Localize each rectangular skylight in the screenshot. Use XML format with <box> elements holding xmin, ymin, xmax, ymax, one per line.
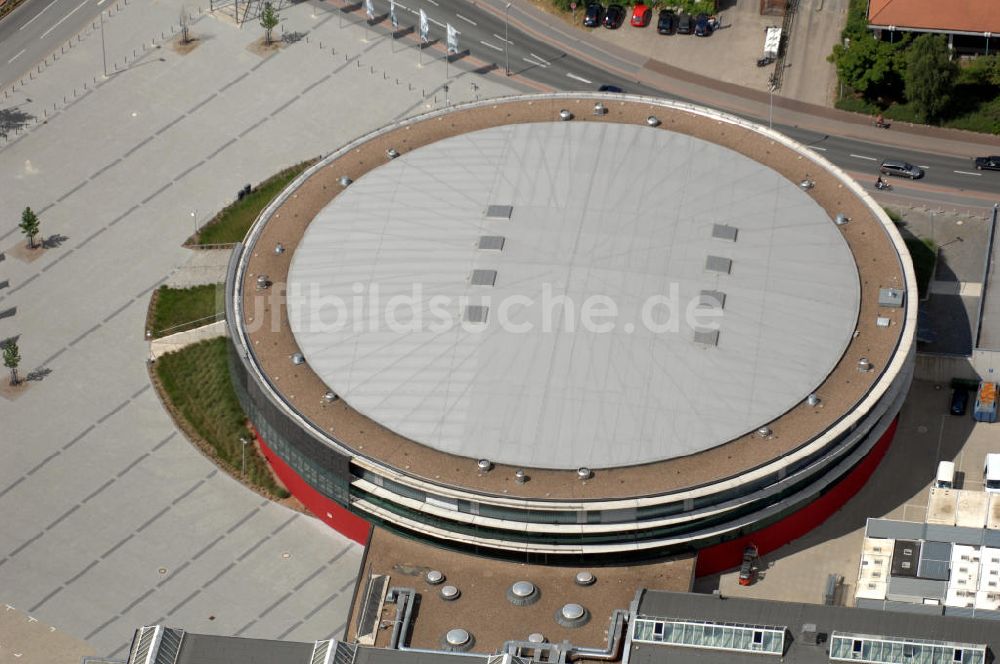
<box><xmin>632</xmin><ymin>618</ymin><xmax>785</xmax><ymax>656</ymax></box>
<box><xmin>712</xmin><ymin>224</ymin><xmax>738</xmax><ymax>241</ymax></box>
<box><xmin>698</xmin><ymin>290</ymin><xmax>727</xmax><ymax>309</ymax></box>
<box><xmin>486</xmin><ymin>205</ymin><xmax>513</xmax><ymax>219</ymax></box>
<box><xmin>478</xmin><ymin>235</ymin><xmax>506</xmax><ymax>251</ymax></box>
<box><xmin>464</xmin><ymin>305</ymin><xmax>489</xmax><ymax>324</ymax></box>
<box><xmin>471</xmin><ymin>270</ymin><xmax>498</xmax><ymax>286</ymax></box>
<box><xmin>705</xmin><ymin>256</ymin><xmax>732</xmax><ymax>274</ymax></box>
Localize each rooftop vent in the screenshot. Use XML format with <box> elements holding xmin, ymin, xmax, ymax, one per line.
<box><xmin>799</xmin><ymin>179</ymin><xmax>815</xmax><ymax>190</ymax></box>
<box><xmin>756</xmin><ymin>426</ymin><xmax>773</xmax><ymax>439</ymax></box>
<box><xmin>528</xmin><ymin>633</ymin><xmax>546</xmax><ymax>644</ymax></box>
<box><xmin>705</xmin><ymin>255</ymin><xmax>732</xmax><ymax>274</ymax></box>
<box><xmin>442</xmin><ymin>629</ymin><xmax>474</xmax><ymax>652</ymax></box>
<box><xmin>711</xmin><ymin>224</ymin><xmax>738</xmax><ymax>241</ymax></box>
<box><xmin>507</xmin><ymin>581</ymin><xmax>540</xmax><ymax>606</ymax></box>
<box><xmin>698</xmin><ymin>290</ymin><xmax>726</xmax><ymax>310</ymax></box>
<box><xmin>324</xmin><ymin>391</ymin><xmax>339</xmax><ymax>403</ymax></box>
<box><xmin>801</xmin><ymin>624</ymin><xmax>820</xmax><ymax>645</ymax></box>
<box><xmin>514</xmin><ymin>469</ymin><xmax>527</xmax><ymax>484</ymax></box>
<box><xmin>577</xmin><ymin>467</ymin><xmax>592</xmax><ymax>480</ymax></box>
<box><xmin>386</xmin><ymin>148</ymin><xmax>400</xmax><ymax>159</ymax></box>
<box><xmin>694</xmin><ymin>330</ymin><xmax>720</xmax><ymax>346</ymax></box>
<box><xmin>485</xmin><ymin>205</ymin><xmax>513</xmax><ymax>219</ymax></box>
<box><xmin>878</xmin><ymin>288</ymin><xmax>904</xmax><ymax>308</ymax></box>
<box><xmin>593</xmin><ymin>102</ymin><xmax>607</xmax><ymax>115</ymax></box>
<box><xmin>478</xmin><ymin>235</ymin><xmax>505</xmax><ymax>251</ymax></box>
<box><xmin>464</xmin><ymin>305</ymin><xmax>489</xmax><ymax>324</ymax></box>
<box><xmin>338</xmin><ymin>176</ymin><xmax>352</xmax><ymax>187</ymax></box>
<box><xmin>477</xmin><ymin>459</ymin><xmax>493</xmax><ymax>472</ymax></box>
<box><xmin>646</xmin><ymin>115</ymin><xmax>660</xmax><ymax>127</ymax></box>
<box><xmin>555</xmin><ymin>603</ymin><xmax>590</xmax><ymax>628</ymax></box>
<box><xmin>256</xmin><ymin>274</ymin><xmax>270</xmax><ymax>290</ymax></box>
<box><xmin>291</xmin><ymin>353</ymin><xmax>305</xmax><ymax>365</ymax></box>
<box><xmin>835</xmin><ymin>213</ymin><xmax>849</xmax><ymax>226</ymax></box>
<box><xmin>807</xmin><ymin>393</ymin><xmax>821</xmax><ymax>406</ymax></box>
<box><xmin>274</xmin><ymin>242</ymin><xmax>285</xmax><ymax>254</ymax></box>
<box><xmin>559</xmin><ymin>109</ymin><xmax>573</xmax><ymax>121</ymax></box>
<box><xmin>440</xmin><ymin>585</ymin><xmax>461</xmax><ymax>601</ymax></box>
<box><xmin>426</xmin><ymin>570</ymin><xmax>445</xmax><ymax>585</ymax></box>
<box><xmin>574</xmin><ymin>571</ymin><xmax>596</xmax><ymax>586</ymax></box>
<box><xmin>858</xmin><ymin>357</ymin><xmax>874</xmax><ymax>372</ymax></box>
<box><xmin>876</xmin><ymin>316</ymin><xmax>891</xmax><ymax>327</ymax></box>
<box><xmin>471</xmin><ymin>269</ymin><xmax>498</xmax><ymax>287</ymax></box>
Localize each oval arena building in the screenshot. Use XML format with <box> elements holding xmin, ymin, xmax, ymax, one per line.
<box><xmin>225</xmin><ymin>94</ymin><xmax>916</xmax><ymax>574</ymax></box>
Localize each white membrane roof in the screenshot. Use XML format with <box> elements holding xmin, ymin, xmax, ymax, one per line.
<box><xmin>287</xmin><ymin>121</ymin><xmax>860</xmax><ymax>469</ymax></box>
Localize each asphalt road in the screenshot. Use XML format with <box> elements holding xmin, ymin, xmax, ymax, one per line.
<box><xmin>0</xmin><ymin>0</ymin><xmax>111</xmax><ymax>89</ymax></box>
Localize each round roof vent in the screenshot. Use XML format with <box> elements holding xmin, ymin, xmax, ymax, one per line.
<box><xmin>799</xmin><ymin>178</ymin><xmax>815</xmax><ymax>190</ymax></box>
<box><xmin>426</xmin><ymin>570</ymin><xmax>445</xmax><ymax>585</ymax></box>
<box><xmin>559</xmin><ymin>109</ymin><xmax>573</xmax><ymax>121</ymax></box>
<box><xmin>593</xmin><ymin>102</ymin><xmax>606</xmax><ymax>115</ymax></box>
<box><xmin>338</xmin><ymin>176</ymin><xmax>353</xmax><ymax>187</ymax></box>
<box><xmin>291</xmin><ymin>353</ymin><xmax>305</xmax><ymax>365</ymax></box>
<box><xmin>477</xmin><ymin>459</ymin><xmax>493</xmax><ymax>472</ymax></box>
<box><xmin>528</xmin><ymin>633</ymin><xmax>546</xmax><ymax>644</ymax></box>
<box><xmin>507</xmin><ymin>581</ymin><xmax>540</xmax><ymax>606</ymax></box>
<box><xmin>574</xmin><ymin>571</ymin><xmax>596</xmax><ymax>586</ymax></box>
<box><xmin>646</xmin><ymin>115</ymin><xmax>660</xmax><ymax>127</ymax></box>
<box><xmin>807</xmin><ymin>393</ymin><xmax>821</xmax><ymax>406</ymax></box>
<box><xmin>442</xmin><ymin>628</ymin><xmax>474</xmax><ymax>652</ymax></box>
<box><xmin>835</xmin><ymin>212</ymin><xmax>849</xmax><ymax>226</ymax></box>
<box><xmin>858</xmin><ymin>357</ymin><xmax>874</xmax><ymax>372</ymax></box>
<box><xmin>756</xmin><ymin>426</ymin><xmax>772</xmax><ymax>439</ymax></box>
<box><xmin>274</xmin><ymin>242</ymin><xmax>285</xmax><ymax>254</ymax></box>
<box><xmin>576</xmin><ymin>467</ymin><xmax>592</xmax><ymax>480</ymax></box>
<box><xmin>387</xmin><ymin>148</ymin><xmax>400</xmax><ymax>159</ymax></box>
<box><xmin>555</xmin><ymin>603</ymin><xmax>589</xmax><ymax>628</ymax></box>
<box><xmin>514</xmin><ymin>469</ymin><xmax>527</xmax><ymax>484</ymax></box>
<box><xmin>440</xmin><ymin>585</ymin><xmax>461</xmax><ymax>600</ymax></box>
<box><xmin>324</xmin><ymin>391</ymin><xmax>338</xmax><ymax>403</ymax></box>
<box><xmin>256</xmin><ymin>274</ymin><xmax>270</xmax><ymax>290</ymax></box>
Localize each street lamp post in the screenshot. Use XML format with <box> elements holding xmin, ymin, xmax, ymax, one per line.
<box><xmin>190</xmin><ymin>210</ymin><xmax>198</xmax><ymax>235</ymax></box>
<box><xmin>100</xmin><ymin>11</ymin><xmax>108</xmax><ymax>77</ymax></box>
<box><xmin>504</xmin><ymin>3</ymin><xmax>512</xmax><ymax>76</ymax></box>
<box><xmin>768</xmin><ymin>83</ymin><xmax>775</xmax><ymax>129</ymax></box>
<box><xmin>240</xmin><ymin>437</ymin><xmax>249</xmax><ymax>477</ymax></box>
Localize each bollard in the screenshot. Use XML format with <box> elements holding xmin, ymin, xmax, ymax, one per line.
<box><xmin>320</xmin><ymin>41</ymin><xmax>323</xmax><ymax>49</ymax></box>
<box><xmin>370</xmin><ymin>65</ymin><xmax>374</xmax><ymax>73</ymax></box>
<box><xmin>383</xmin><ymin>72</ymin><xmax>387</xmax><ymax>79</ymax></box>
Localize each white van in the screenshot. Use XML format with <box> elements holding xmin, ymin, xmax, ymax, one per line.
<box><xmin>935</xmin><ymin>461</ymin><xmax>955</xmax><ymax>489</ymax></box>
<box><xmin>985</xmin><ymin>454</ymin><xmax>1000</xmax><ymax>494</ymax></box>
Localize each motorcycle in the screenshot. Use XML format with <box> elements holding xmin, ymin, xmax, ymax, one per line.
<box><xmin>875</xmin><ymin>179</ymin><xmax>892</xmax><ymax>191</ymax></box>
<box><xmin>756</xmin><ymin>55</ymin><xmax>775</xmax><ymax>67</ymax></box>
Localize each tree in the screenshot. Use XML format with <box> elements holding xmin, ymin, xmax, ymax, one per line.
<box><xmin>828</xmin><ymin>33</ymin><xmax>904</xmax><ymax>99</ymax></box>
<box><xmin>3</xmin><ymin>339</ymin><xmax>20</xmax><ymax>386</ymax></box>
<box><xmin>19</xmin><ymin>206</ymin><xmax>39</xmax><ymax>249</ymax></box>
<box><xmin>904</xmin><ymin>34</ymin><xmax>958</xmax><ymax>122</ymax></box>
<box><xmin>260</xmin><ymin>2</ymin><xmax>279</xmax><ymax>45</ymax></box>
<box><xmin>179</xmin><ymin>7</ymin><xmax>191</xmax><ymax>44</ymax></box>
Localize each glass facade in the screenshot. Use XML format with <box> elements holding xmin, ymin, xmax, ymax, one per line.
<box><xmin>632</xmin><ymin>618</ymin><xmax>785</xmax><ymax>656</ymax></box>
<box><xmin>829</xmin><ymin>632</ymin><xmax>986</xmax><ymax>664</ymax></box>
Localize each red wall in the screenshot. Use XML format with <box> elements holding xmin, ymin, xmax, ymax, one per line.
<box><xmin>252</xmin><ymin>428</ymin><xmax>371</xmax><ymax>545</ymax></box>
<box><xmin>695</xmin><ymin>417</ymin><xmax>899</xmax><ymax>576</ymax></box>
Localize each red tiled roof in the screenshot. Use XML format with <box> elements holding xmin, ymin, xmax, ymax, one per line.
<box><xmin>868</xmin><ymin>0</ymin><xmax>1000</xmax><ymax>35</ymax></box>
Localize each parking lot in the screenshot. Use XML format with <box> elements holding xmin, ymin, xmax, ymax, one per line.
<box><xmin>697</xmin><ymin>378</ymin><xmax>997</xmax><ymax>603</ymax></box>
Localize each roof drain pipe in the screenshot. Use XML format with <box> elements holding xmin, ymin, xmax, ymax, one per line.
<box><xmin>385</xmin><ymin>588</ymin><xmax>481</xmax><ymax>658</ymax></box>
<box><xmin>500</xmin><ymin>609</ymin><xmax>628</xmax><ymax>662</ymax></box>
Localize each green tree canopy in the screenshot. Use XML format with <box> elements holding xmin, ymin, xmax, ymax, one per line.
<box><xmin>260</xmin><ymin>3</ymin><xmax>279</xmax><ymax>45</ymax></box>
<box><xmin>3</xmin><ymin>339</ymin><xmax>20</xmax><ymax>386</ymax></box>
<box><xmin>19</xmin><ymin>206</ymin><xmax>39</xmax><ymax>249</ymax></box>
<box><xmin>904</xmin><ymin>34</ymin><xmax>958</xmax><ymax>121</ymax></box>
<box><xmin>828</xmin><ymin>34</ymin><xmax>903</xmax><ymax>98</ymax></box>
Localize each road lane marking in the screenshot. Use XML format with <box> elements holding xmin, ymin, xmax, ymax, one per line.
<box><xmin>955</xmin><ymin>170</ymin><xmax>982</xmax><ymax>176</ymax></box>
<box><xmin>456</xmin><ymin>13</ymin><xmax>476</xmax><ymax>25</ymax></box>
<box><xmin>426</xmin><ymin>0</ymin><xmax>438</xmax><ymax>5</ymax></box>
<box><xmin>494</xmin><ymin>34</ymin><xmax>513</xmax><ymax>44</ymax></box>
<box><xmin>479</xmin><ymin>40</ymin><xmax>503</xmax><ymax>51</ymax></box>
<box><xmin>850</xmin><ymin>154</ymin><xmax>877</xmax><ymax>161</ymax></box>
<box><xmin>523</xmin><ymin>56</ymin><xmax>547</xmax><ymax>67</ymax></box>
<box><xmin>19</xmin><ymin>0</ymin><xmax>61</xmax><ymax>30</ymax></box>
<box><xmin>39</xmin><ymin>0</ymin><xmax>89</xmax><ymax>39</ymax></box>
<box><xmin>8</xmin><ymin>49</ymin><xmax>26</xmax><ymax>64</ymax></box>
<box><xmin>807</xmin><ymin>146</ymin><xmax>827</xmax><ymax>151</ymax></box>
<box><xmin>530</xmin><ymin>52</ymin><xmax>552</xmax><ymax>66</ymax></box>
<box><xmin>566</xmin><ymin>72</ymin><xmax>592</xmax><ymax>84</ymax></box>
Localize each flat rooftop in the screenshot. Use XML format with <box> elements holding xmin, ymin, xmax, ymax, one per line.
<box><xmin>287</xmin><ymin>121</ymin><xmax>859</xmax><ymax>470</ymax></box>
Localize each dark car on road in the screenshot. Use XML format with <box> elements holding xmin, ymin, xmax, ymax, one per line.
<box><xmin>951</xmin><ymin>389</ymin><xmax>969</xmax><ymax>416</ymax></box>
<box><xmin>879</xmin><ymin>159</ymin><xmax>924</xmax><ymax>179</ymax></box>
<box><xmin>583</xmin><ymin>3</ymin><xmax>605</xmax><ymax>27</ymax></box>
<box><xmin>975</xmin><ymin>155</ymin><xmax>1000</xmax><ymax>171</ymax></box>
<box><xmin>657</xmin><ymin>9</ymin><xmax>675</xmax><ymax>34</ymax></box>
<box><xmin>597</xmin><ymin>84</ymin><xmax>624</xmax><ymax>93</ymax></box>
<box><xmin>694</xmin><ymin>13</ymin><xmax>712</xmax><ymax>36</ymax></box>
<box><xmin>676</xmin><ymin>12</ymin><xmax>692</xmax><ymax>34</ymax></box>
<box><xmin>603</xmin><ymin>4</ymin><xmax>625</xmax><ymax>28</ymax></box>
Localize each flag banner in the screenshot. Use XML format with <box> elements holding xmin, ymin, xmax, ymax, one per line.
<box><xmin>446</xmin><ymin>23</ymin><xmax>458</xmax><ymax>54</ymax></box>
<box><xmin>390</xmin><ymin>0</ymin><xmax>398</xmax><ymax>28</ymax></box>
<box><xmin>365</xmin><ymin>0</ymin><xmax>374</xmax><ymax>20</ymax></box>
<box><xmin>419</xmin><ymin>8</ymin><xmax>429</xmax><ymax>41</ymax></box>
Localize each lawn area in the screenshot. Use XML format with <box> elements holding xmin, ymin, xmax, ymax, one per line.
<box><xmin>149</xmin><ymin>284</ymin><xmax>224</xmax><ymax>338</ymax></box>
<box><xmin>192</xmin><ymin>159</ymin><xmax>316</xmax><ymax>246</ymax></box>
<box><xmin>154</xmin><ymin>337</ymin><xmax>288</xmax><ymax>497</ymax></box>
<box><xmin>905</xmin><ymin>237</ymin><xmax>937</xmax><ymax>299</ymax></box>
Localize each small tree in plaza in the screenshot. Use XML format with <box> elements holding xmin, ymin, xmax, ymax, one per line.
<box><xmin>19</xmin><ymin>206</ymin><xmax>40</xmax><ymax>249</ymax></box>
<box><xmin>3</xmin><ymin>339</ymin><xmax>20</xmax><ymax>386</ymax></box>
<box><xmin>260</xmin><ymin>3</ymin><xmax>279</xmax><ymax>45</ymax></box>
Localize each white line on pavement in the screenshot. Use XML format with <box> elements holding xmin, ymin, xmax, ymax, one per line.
<box><xmin>523</xmin><ymin>56</ymin><xmax>547</xmax><ymax>67</ymax></box>
<box><xmin>807</xmin><ymin>146</ymin><xmax>827</xmax><ymax>151</ymax></box>
<box><xmin>918</xmin><ymin>165</ymin><xmax>930</xmax><ymax>169</ymax></box>
<box><xmin>566</xmin><ymin>72</ymin><xmax>592</xmax><ymax>84</ymax></box>
<box><xmin>429</xmin><ymin>16</ymin><xmax>445</xmax><ymax>27</ymax></box>
<box><xmin>493</xmin><ymin>34</ymin><xmax>513</xmax><ymax>44</ymax></box>
<box><xmin>19</xmin><ymin>0</ymin><xmax>61</xmax><ymax>30</ymax></box>
<box><xmin>456</xmin><ymin>13</ymin><xmax>476</xmax><ymax>25</ymax></box>
<box><xmin>426</xmin><ymin>0</ymin><xmax>438</xmax><ymax>5</ymax></box>
<box><xmin>8</xmin><ymin>48</ymin><xmax>26</xmax><ymax>64</ymax></box>
<box><xmin>39</xmin><ymin>0</ymin><xmax>89</xmax><ymax>39</ymax></box>
<box><xmin>850</xmin><ymin>154</ymin><xmax>877</xmax><ymax>161</ymax></box>
<box><xmin>529</xmin><ymin>52</ymin><xmax>551</xmax><ymax>66</ymax></box>
<box><xmin>955</xmin><ymin>170</ymin><xmax>982</xmax><ymax>176</ymax></box>
<box><xmin>479</xmin><ymin>40</ymin><xmax>503</xmax><ymax>51</ymax></box>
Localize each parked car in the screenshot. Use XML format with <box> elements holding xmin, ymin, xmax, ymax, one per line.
<box><xmin>694</xmin><ymin>13</ymin><xmax>712</xmax><ymax>36</ymax></box>
<box><xmin>597</xmin><ymin>84</ymin><xmax>624</xmax><ymax>93</ymax></box>
<box><xmin>583</xmin><ymin>3</ymin><xmax>605</xmax><ymax>27</ymax></box>
<box><xmin>975</xmin><ymin>155</ymin><xmax>1000</xmax><ymax>171</ymax></box>
<box><xmin>603</xmin><ymin>4</ymin><xmax>625</xmax><ymax>28</ymax></box>
<box><xmin>738</xmin><ymin>544</ymin><xmax>759</xmax><ymax>586</ymax></box>
<box><xmin>656</xmin><ymin>9</ymin><xmax>675</xmax><ymax>34</ymax></box>
<box><xmin>630</xmin><ymin>4</ymin><xmax>651</xmax><ymax>27</ymax></box>
<box><xmin>676</xmin><ymin>12</ymin><xmax>692</xmax><ymax>34</ymax></box>
<box><xmin>879</xmin><ymin>159</ymin><xmax>924</xmax><ymax>179</ymax></box>
<box><xmin>950</xmin><ymin>388</ymin><xmax>969</xmax><ymax>416</ymax></box>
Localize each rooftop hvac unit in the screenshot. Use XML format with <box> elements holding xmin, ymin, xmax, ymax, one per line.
<box><xmin>800</xmin><ymin>624</ymin><xmax>820</xmax><ymax>645</ymax></box>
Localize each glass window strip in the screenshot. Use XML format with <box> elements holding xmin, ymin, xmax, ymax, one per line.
<box><xmin>829</xmin><ymin>632</ymin><xmax>986</xmax><ymax>664</ymax></box>
<box><xmin>632</xmin><ymin>618</ymin><xmax>785</xmax><ymax>656</ymax></box>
